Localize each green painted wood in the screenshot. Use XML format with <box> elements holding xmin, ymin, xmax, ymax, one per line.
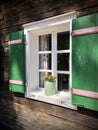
<box><xmin>72</xmin><ymin>13</ymin><xmax>98</xmax><ymax>111</ymax></box>
<box><xmin>95</xmin><ymin>13</ymin><xmax>98</xmax><ymax>26</ymax></box>
<box><xmin>72</xmin><ymin>95</ymin><xmax>96</xmax><ymax>111</ymax></box>
<box><xmin>8</xmin><ymin>30</ymin><xmax>25</xmax><ymax>93</ymax></box>
<box><xmin>95</xmin><ymin>34</ymin><xmax>98</xmax><ymax>110</ymax></box>
<box><xmin>72</xmin><ymin>34</ymin><xmax>95</xmax><ymax>91</ymax></box>
<box><xmin>72</xmin><ymin>14</ymin><xmax>95</xmax><ymax>30</ymax></box>
<box><xmin>95</xmin><ymin>15</ymin><xmax>98</xmax><ymax>110</ymax></box>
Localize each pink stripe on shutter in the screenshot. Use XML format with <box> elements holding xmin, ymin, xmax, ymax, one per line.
<box><xmin>8</xmin><ymin>39</ymin><xmax>22</xmax><ymax>45</ymax></box>
<box><xmin>72</xmin><ymin>26</ymin><xmax>98</xmax><ymax>36</ymax></box>
<box><xmin>9</xmin><ymin>80</ymin><xmax>23</xmax><ymax>85</ymax></box>
<box><xmin>72</xmin><ymin>89</ymin><xmax>98</xmax><ymax>99</ymax></box>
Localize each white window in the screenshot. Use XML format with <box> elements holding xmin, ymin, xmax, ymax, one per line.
<box><xmin>23</xmin><ymin>12</ymin><xmax>77</xmax><ymax>110</ymax></box>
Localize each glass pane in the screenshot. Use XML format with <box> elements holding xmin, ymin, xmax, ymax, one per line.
<box><xmin>57</xmin><ymin>32</ymin><xmax>69</xmax><ymax>50</ymax></box>
<box><xmin>39</xmin><ymin>34</ymin><xmax>51</xmax><ymax>51</ymax></box>
<box><xmin>39</xmin><ymin>72</ymin><xmax>51</xmax><ymax>88</ymax></box>
<box><xmin>39</xmin><ymin>54</ymin><xmax>51</xmax><ymax>69</ymax></box>
<box><xmin>58</xmin><ymin>74</ymin><xmax>69</xmax><ymax>91</ymax></box>
<box><xmin>57</xmin><ymin>53</ymin><xmax>69</xmax><ymax>71</ymax></box>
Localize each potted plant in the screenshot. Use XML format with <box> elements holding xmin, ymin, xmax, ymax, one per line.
<box><xmin>44</xmin><ymin>74</ymin><xmax>56</xmax><ymax>96</ymax></box>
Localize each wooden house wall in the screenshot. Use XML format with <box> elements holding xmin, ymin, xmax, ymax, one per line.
<box><xmin>0</xmin><ymin>0</ymin><xmax>98</xmax><ymax>84</ymax></box>
<box><xmin>0</xmin><ymin>0</ymin><xmax>98</xmax><ymax>130</ymax></box>
<box><xmin>0</xmin><ymin>92</ymin><xmax>98</xmax><ymax>130</ymax></box>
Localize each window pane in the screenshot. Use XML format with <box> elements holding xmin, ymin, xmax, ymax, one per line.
<box><xmin>57</xmin><ymin>32</ymin><xmax>69</xmax><ymax>50</ymax></box>
<box><xmin>57</xmin><ymin>53</ymin><xmax>69</xmax><ymax>71</ymax></box>
<box><xmin>39</xmin><ymin>72</ymin><xmax>51</xmax><ymax>88</ymax></box>
<box><xmin>39</xmin><ymin>34</ymin><xmax>51</xmax><ymax>51</ymax></box>
<box><xmin>58</xmin><ymin>74</ymin><xmax>69</xmax><ymax>91</ymax></box>
<box><xmin>39</xmin><ymin>54</ymin><xmax>51</xmax><ymax>69</ymax></box>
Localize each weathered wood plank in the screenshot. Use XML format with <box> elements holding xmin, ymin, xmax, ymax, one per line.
<box><xmin>0</xmin><ymin>92</ymin><xmax>98</xmax><ymax>130</ymax></box>
<box><xmin>0</xmin><ymin>1</ymin><xmax>98</xmax><ymax>130</ymax></box>
<box><xmin>1</xmin><ymin>0</ymin><xmax>98</xmax><ymax>30</ymax></box>
<box><xmin>0</xmin><ymin>98</ymin><xmax>97</xmax><ymax>130</ymax></box>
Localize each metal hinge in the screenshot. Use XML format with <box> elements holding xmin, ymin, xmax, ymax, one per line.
<box><xmin>25</xmin><ymin>82</ymin><xmax>28</xmax><ymax>86</ymax></box>
<box><xmin>25</xmin><ymin>41</ymin><xmax>28</xmax><ymax>45</ymax></box>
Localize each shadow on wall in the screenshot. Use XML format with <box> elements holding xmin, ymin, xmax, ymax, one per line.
<box><xmin>0</xmin><ymin>46</ymin><xmax>4</xmax><ymax>83</ymax></box>
<box><xmin>0</xmin><ymin>45</ymin><xmax>9</xmax><ymax>91</ymax></box>
<box><xmin>0</xmin><ymin>45</ymin><xmax>25</xmax><ymax>130</ymax></box>
<box><xmin>0</xmin><ymin>91</ymin><xmax>25</xmax><ymax>130</ymax></box>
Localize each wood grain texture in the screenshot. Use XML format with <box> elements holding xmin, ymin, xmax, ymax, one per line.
<box><xmin>0</xmin><ymin>1</ymin><xmax>98</xmax><ymax>129</ymax></box>
<box><xmin>0</xmin><ymin>92</ymin><xmax>98</xmax><ymax>130</ymax></box>
<box><xmin>0</xmin><ymin>0</ymin><xmax>98</xmax><ymax>84</ymax></box>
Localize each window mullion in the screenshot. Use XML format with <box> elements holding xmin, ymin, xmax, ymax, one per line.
<box><xmin>52</xmin><ymin>32</ymin><xmax>57</xmax><ymax>90</ymax></box>
<box><xmin>52</xmin><ymin>32</ymin><xmax>57</xmax><ymax>75</ymax></box>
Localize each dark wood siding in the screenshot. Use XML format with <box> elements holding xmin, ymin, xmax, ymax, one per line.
<box><xmin>0</xmin><ymin>0</ymin><xmax>98</xmax><ymax>130</ymax></box>
<box><xmin>0</xmin><ymin>92</ymin><xmax>98</xmax><ymax>130</ymax></box>
<box><xmin>0</xmin><ymin>0</ymin><xmax>98</xmax><ymax>86</ymax></box>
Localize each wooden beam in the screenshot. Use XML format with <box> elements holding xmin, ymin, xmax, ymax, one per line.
<box><xmin>72</xmin><ymin>89</ymin><xmax>98</xmax><ymax>99</ymax></box>
<box><xmin>9</xmin><ymin>80</ymin><xmax>23</xmax><ymax>85</ymax></box>
<box><xmin>72</xmin><ymin>26</ymin><xmax>98</xmax><ymax>36</ymax></box>
<box><xmin>8</xmin><ymin>39</ymin><xmax>22</xmax><ymax>45</ymax></box>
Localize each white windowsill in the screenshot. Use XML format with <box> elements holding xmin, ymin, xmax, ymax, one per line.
<box><xmin>26</xmin><ymin>88</ymin><xmax>77</xmax><ymax>110</ymax></box>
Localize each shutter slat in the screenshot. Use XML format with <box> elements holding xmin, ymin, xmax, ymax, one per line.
<box><xmin>72</xmin><ymin>13</ymin><xmax>98</xmax><ymax>111</ymax></box>
<box><xmin>8</xmin><ymin>30</ymin><xmax>25</xmax><ymax>93</ymax></box>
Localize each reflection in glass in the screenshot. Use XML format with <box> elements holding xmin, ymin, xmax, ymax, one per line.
<box><xmin>57</xmin><ymin>53</ymin><xmax>69</xmax><ymax>71</ymax></box>
<box><xmin>39</xmin><ymin>34</ymin><xmax>52</xmax><ymax>88</ymax></box>
<box><xmin>39</xmin><ymin>54</ymin><xmax>51</xmax><ymax>69</ymax></box>
<box><xmin>58</xmin><ymin>74</ymin><xmax>69</xmax><ymax>91</ymax></box>
<box><xmin>39</xmin><ymin>34</ymin><xmax>51</xmax><ymax>51</ymax></box>
<box><xmin>57</xmin><ymin>31</ymin><xmax>69</xmax><ymax>50</ymax></box>
<box><xmin>39</xmin><ymin>72</ymin><xmax>51</xmax><ymax>88</ymax></box>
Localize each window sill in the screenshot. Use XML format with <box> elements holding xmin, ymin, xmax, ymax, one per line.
<box><xmin>25</xmin><ymin>88</ymin><xmax>77</xmax><ymax>110</ymax></box>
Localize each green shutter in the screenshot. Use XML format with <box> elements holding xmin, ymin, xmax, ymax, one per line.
<box><xmin>95</xmin><ymin>34</ymin><xmax>98</xmax><ymax>111</ymax></box>
<box><xmin>72</xmin><ymin>13</ymin><xmax>98</xmax><ymax>111</ymax></box>
<box><xmin>8</xmin><ymin>30</ymin><xmax>25</xmax><ymax>93</ymax></box>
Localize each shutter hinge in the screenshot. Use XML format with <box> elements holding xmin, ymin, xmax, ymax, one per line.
<box><xmin>25</xmin><ymin>41</ymin><xmax>28</xmax><ymax>45</ymax></box>
<box><xmin>25</xmin><ymin>82</ymin><xmax>28</xmax><ymax>86</ymax></box>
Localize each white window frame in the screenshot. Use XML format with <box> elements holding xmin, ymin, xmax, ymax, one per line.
<box><xmin>23</xmin><ymin>11</ymin><xmax>77</xmax><ymax>110</ymax></box>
